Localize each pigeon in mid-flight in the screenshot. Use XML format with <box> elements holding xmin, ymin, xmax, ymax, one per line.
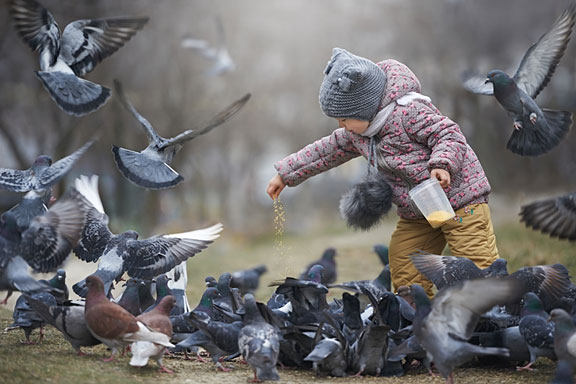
<box><xmin>71</xmin><ymin>175</ymin><xmax>223</xmax><ymax>297</ymax></box>
<box><xmin>112</xmin><ymin>80</ymin><xmax>250</xmax><ymax>189</ymax></box>
<box><xmin>10</xmin><ymin>0</ymin><xmax>148</xmax><ymax>116</ymax></box>
<box><xmin>181</xmin><ymin>16</ymin><xmax>236</xmax><ymax>76</ymax></box>
<box><xmin>0</xmin><ymin>140</ymin><xmax>94</xmax><ymax>194</ymax></box>
<box><xmin>462</xmin><ymin>4</ymin><xmax>575</xmax><ymax>156</ymax></box>
<box><xmin>520</xmin><ymin>192</ymin><xmax>576</xmax><ymax>241</ymax></box>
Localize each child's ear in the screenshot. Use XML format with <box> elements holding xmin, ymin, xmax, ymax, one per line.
<box><xmin>337</xmin><ymin>68</ymin><xmax>362</xmax><ymax>92</ymax></box>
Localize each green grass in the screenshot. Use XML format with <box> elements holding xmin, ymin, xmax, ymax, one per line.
<box><xmin>0</xmin><ymin>219</ymin><xmax>572</xmax><ymax>383</ymax></box>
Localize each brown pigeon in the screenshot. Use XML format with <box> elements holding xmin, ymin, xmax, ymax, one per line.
<box><xmin>84</xmin><ymin>275</ymin><xmax>173</xmax><ymax>361</ymax></box>
<box><xmin>130</xmin><ymin>295</ymin><xmax>175</xmax><ymax>373</ymax></box>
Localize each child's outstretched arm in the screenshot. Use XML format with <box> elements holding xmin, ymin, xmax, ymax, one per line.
<box><xmin>266</xmin><ymin>174</ymin><xmax>286</xmax><ymax>200</ymax></box>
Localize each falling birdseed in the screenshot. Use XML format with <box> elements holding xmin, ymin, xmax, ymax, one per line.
<box><xmin>273</xmin><ymin>197</ymin><xmax>291</xmax><ymax>276</ymax></box>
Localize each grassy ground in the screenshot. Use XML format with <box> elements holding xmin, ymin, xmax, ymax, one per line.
<box><xmin>0</xmin><ymin>212</ymin><xmax>574</xmax><ymax>383</ymax></box>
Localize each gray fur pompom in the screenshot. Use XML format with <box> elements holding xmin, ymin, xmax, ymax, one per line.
<box><xmin>339</xmin><ymin>173</ymin><xmax>393</xmax><ymax>231</ymax></box>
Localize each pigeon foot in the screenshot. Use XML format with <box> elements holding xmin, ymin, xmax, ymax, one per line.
<box><xmin>516</xmin><ymin>363</ymin><xmax>534</xmax><ymax>371</ymax></box>
<box><xmin>529</xmin><ymin>113</ymin><xmax>537</xmax><ymax>124</ymax></box>
<box><xmin>158</xmin><ymin>365</ymin><xmax>174</xmax><ymax>374</ymax></box>
<box><xmin>513</xmin><ymin>121</ymin><xmax>523</xmax><ymax>131</ymax></box>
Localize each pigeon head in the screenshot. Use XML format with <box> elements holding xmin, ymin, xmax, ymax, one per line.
<box><xmin>306</xmin><ymin>264</ymin><xmax>325</xmax><ymax>283</ymax></box>
<box><xmin>254</xmin><ymin>265</ymin><xmax>268</xmax><ymax>275</ymax></box>
<box><xmin>217</xmin><ymin>272</ymin><xmax>232</xmax><ymax>291</ymax></box>
<box><xmin>321</xmin><ymin>248</ymin><xmax>336</xmax><ymax>262</ymax></box>
<box><xmin>549</xmin><ymin>308</ymin><xmax>575</xmax><ymax>331</ymax></box>
<box><xmin>155</xmin><ymin>295</ymin><xmax>176</xmax><ymax>316</ymax></box>
<box><xmin>485</xmin><ymin>70</ymin><xmax>514</xmax><ymax>87</ymax></box>
<box><xmin>521</xmin><ymin>292</ymin><xmax>544</xmax><ymax>315</ymax></box>
<box><xmin>243</xmin><ymin>293</ymin><xmax>264</xmax><ymax>324</ymax></box>
<box><xmin>410</xmin><ymin>284</ymin><xmax>432</xmax><ymax>311</ymax></box>
<box><xmin>374</xmin><ymin>244</ymin><xmax>389</xmax><ymax>265</ymax></box>
<box><xmin>488</xmin><ymin>258</ymin><xmax>508</xmax><ymax>277</ymax></box>
<box><xmin>32</xmin><ymin>155</ymin><xmax>53</xmax><ymax>173</ymax></box>
<box><xmin>85</xmin><ymin>275</ymin><xmax>107</xmax><ymax>301</ymax></box>
<box><xmin>199</xmin><ymin>287</ymin><xmax>219</xmax><ymax>308</ymax></box>
<box><xmin>205</xmin><ymin>276</ymin><xmax>217</xmax><ymax>287</ymax></box>
<box><xmin>49</xmin><ymin>269</ymin><xmax>67</xmax><ymax>288</ymax></box>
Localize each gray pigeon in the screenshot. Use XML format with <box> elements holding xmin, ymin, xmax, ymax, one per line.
<box><xmin>112</xmin><ymin>80</ymin><xmax>251</xmax><ymax>189</ymax></box>
<box><xmin>462</xmin><ymin>5</ymin><xmax>575</xmax><ymax>156</ymax></box>
<box><xmin>520</xmin><ymin>192</ymin><xmax>576</xmax><ymax>241</ymax></box>
<box><xmin>238</xmin><ymin>293</ymin><xmax>280</xmax><ymax>381</ymax></box>
<box><xmin>230</xmin><ymin>264</ymin><xmax>267</xmax><ymax>295</ymax></box>
<box><xmin>549</xmin><ymin>309</ymin><xmax>576</xmax><ymax>370</ymax></box>
<box><xmin>10</xmin><ymin>0</ymin><xmax>148</xmax><ymax>116</ymax></box>
<box><xmin>6</xmin><ymin>292</ymin><xmax>56</xmax><ymax>343</ymax></box>
<box><xmin>70</xmin><ymin>175</ymin><xmax>223</xmax><ymax>297</ymax></box>
<box><xmin>304</xmin><ymin>321</ymin><xmax>348</xmax><ymax>377</ymax></box>
<box><xmin>517</xmin><ymin>292</ymin><xmax>556</xmax><ymax>371</ymax></box>
<box><xmin>0</xmin><ymin>140</ymin><xmax>93</xmax><ymax>193</ymax></box>
<box><xmin>411</xmin><ymin>278</ymin><xmax>523</xmax><ymax>383</ymax></box>
<box><xmin>23</xmin><ymin>295</ymin><xmax>101</xmax><ymax>354</ymax></box>
<box><xmin>39</xmin><ymin>269</ymin><xmax>68</xmax><ymax>305</ymax></box>
<box><xmin>181</xmin><ymin>16</ymin><xmax>236</xmax><ymax>76</ymax></box>
<box><xmin>0</xmin><ymin>186</ymin><xmax>89</xmax><ymax>302</ymax></box>
<box><xmin>300</xmin><ymin>248</ymin><xmax>337</xmax><ymax>285</ymax></box>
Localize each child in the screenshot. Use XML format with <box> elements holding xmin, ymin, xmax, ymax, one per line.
<box><xmin>266</xmin><ymin>48</ymin><xmax>499</xmax><ymax>297</ymax></box>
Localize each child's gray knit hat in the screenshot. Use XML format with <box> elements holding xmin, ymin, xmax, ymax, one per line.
<box><xmin>319</xmin><ymin>48</ymin><xmax>387</xmax><ymax>121</ymax></box>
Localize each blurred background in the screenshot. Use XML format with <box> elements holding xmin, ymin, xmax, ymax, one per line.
<box><xmin>0</xmin><ymin>0</ymin><xmax>575</xmax><ymax>304</ymax></box>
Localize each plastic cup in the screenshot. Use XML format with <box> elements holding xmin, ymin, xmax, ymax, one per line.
<box><xmin>408</xmin><ymin>178</ymin><xmax>455</xmax><ymax>228</ymax></box>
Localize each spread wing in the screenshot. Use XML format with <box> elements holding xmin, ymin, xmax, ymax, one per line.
<box><xmin>124</xmin><ymin>223</ymin><xmax>223</xmax><ymax>279</ymax></box>
<box><xmin>0</xmin><ymin>168</ymin><xmax>34</xmax><ymax>192</ymax></box>
<box><xmin>10</xmin><ymin>0</ymin><xmax>60</xmax><ymax>62</ymax></box>
<box><xmin>72</xmin><ymin>175</ymin><xmax>113</xmax><ymax>262</ymax></box>
<box><xmin>513</xmin><ymin>4</ymin><xmax>576</xmax><ymax>98</ymax></box>
<box><xmin>113</xmin><ymin>79</ymin><xmax>161</xmax><ymax>145</ymax></box>
<box><xmin>37</xmin><ymin>140</ymin><xmax>94</xmax><ymax>189</ymax></box>
<box><xmin>520</xmin><ymin>193</ymin><xmax>576</xmax><ymax>241</ymax></box>
<box><xmin>19</xmin><ymin>188</ymin><xmax>89</xmax><ymax>273</ymax></box>
<box><xmin>161</xmin><ymin>93</ymin><xmax>251</xmax><ymax>148</ymax></box>
<box><xmin>59</xmin><ymin>17</ymin><xmax>148</xmax><ymax>76</ymax></box>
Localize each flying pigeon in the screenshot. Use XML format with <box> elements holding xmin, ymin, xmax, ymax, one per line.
<box><xmin>462</xmin><ymin>4</ymin><xmax>575</xmax><ymax>156</ymax></box>
<box><xmin>516</xmin><ymin>292</ymin><xmax>556</xmax><ymax>371</ymax></box>
<box><xmin>23</xmin><ymin>295</ymin><xmax>101</xmax><ymax>354</ymax></box>
<box><xmin>70</xmin><ymin>174</ymin><xmax>223</xmax><ymax>297</ymax></box>
<box><xmin>238</xmin><ymin>293</ymin><xmax>281</xmax><ymax>381</ymax></box>
<box><xmin>520</xmin><ymin>192</ymin><xmax>576</xmax><ymax>241</ymax></box>
<box><xmin>5</xmin><ymin>188</ymin><xmax>53</xmax><ymax>232</ymax></box>
<box><xmin>130</xmin><ymin>295</ymin><xmax>176</xmax><ymax>373</ymax></box>
<box><xmin>181</xmin><ymin>16</ymin><xmax>236</xmax><ymax>76</ymax></box>
<box><xmin>0</xmin><ymin>139</ymin><xmax>93</xmax><ymax>194</ymax></box>
<box><xmin>230</xmin><ymin>264</ymin><xmax>267</xmax><ymax>295</ymax></box>
<box><xmin>0</xmin><ymin>186</ymin><xmax>89</xmax><ymax>302</ymax></box>
<box><xmin>6</xmin><ymin>292</ymin><xmax>56</xmax><ymax>343</ymax></box>
<box><xmin>549</xmin><ymin>309</ymin><xmax>576</xmax><ymax>371</ymax></box>
<box><xmin>411</xmin><ymin>278</ymin><xmax>523</xmax><ymax>384</ymax></box>
<box><xmin>10</xmin><ymin>0</ymin><xmax>148</xmax><ymax>116</ymax></box>
<box><xmin>112</xmin><ymin>79</ymin><xmax>251</xmax><ymax>189</ymax></box>
<box><xmin>84</xmin><ymin>275</ymin><xmax>174</xmax><ymax>361</ymax></box>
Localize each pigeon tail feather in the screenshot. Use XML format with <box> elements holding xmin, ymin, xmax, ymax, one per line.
<box><xmin>507</xmin><ymin>109</ymin><xmax>572</xmax><ymax>156</ymax></box>
<box><xmin>123</xmin><ymin>321</ymin><xmax>174</xmax><ymax>347</ymax></box>
<box><xmin>74</xmin><ymin>175</ymin><xmax>104</xmax><ymax>214</ymax></box>
<box><xmin>112</xmin><ymin>146</ymin><xmax>183</xmax><ymax>189</ymax></box>
<box><xmin>36</xmin><ymin>71</ymin><xmax>110</xmax><ymax>117</ymax></box>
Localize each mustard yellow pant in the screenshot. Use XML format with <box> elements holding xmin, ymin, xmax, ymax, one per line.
<box><xmin>389</xmin><ymin>203</ymin><xmax>499</xmax><ymax>297</ymax></box>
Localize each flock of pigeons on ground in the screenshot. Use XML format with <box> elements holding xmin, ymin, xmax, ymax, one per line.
<box><xmin>2</xmin><ymin>0</ymin><xmax>576</xmax><ymax>383</ymax></box>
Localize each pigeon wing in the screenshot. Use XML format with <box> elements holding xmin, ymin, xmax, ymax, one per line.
<box><xmin>0</xmin><ymin>168</ymin><xmax>34</xmax><ymax>192</ymax></box>
<box><xmin>461</xmin><ymin>71</ymin><xmax>494</xmax><ymax>95</ymax></box>
<box><xmin>124</xmin><ymin>223</ymin><xmax>223</xmax><ymax>279</ymax></box>
<box><xmin>430</xmin><ymin>278</ymin><xmax>523</xmax><ymax>340</ymax></box>
<box><xmin>37</xmin><ymin>140</ymin><xmax>94</xmax><ymax>189</ymax></box>
<box><xmin>72</xmin><ymin>175</ymin><xmax>112</xmax><ymax>262</ymax></box>
<box><xmin>410</xmin><ymin>251</ymin><xmax>484</xmax><ymax>290</ymax></box>
<box><xmin>59</xmin><ymin>17</ymin><xmax>148</xmax><ymax>77</ymax></box>
<box><xmin>10</xmin><ymin>0</ymin><xmax>60</xmax><ymax>61</ymax></box>
<box><xmin>513</xmin><ymin>4</ymin><xmax>576</xmax><ymax>99</ymax></box>
<box><xmin>161</xmin><ymin>93</ymin><xmax>251</xmax><ymax>148</ymax></box>
<box><xmin>520</xmin><ymin>193</ymin><xmax>576</xmax><ymax>241</ymax></box>
<box><xmin>114</xmin><ymin>79</ymin><xmax>161</xmax><ymax>145</ymax></box>
<box><xmin>20</xmin><ymin>188</ymin><xmax>88</xmax><ymax>272</ymax></box>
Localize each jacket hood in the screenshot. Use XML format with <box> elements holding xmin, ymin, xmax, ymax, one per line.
<box><xmin>376</xmin><ymin>59</ymin><xmax>421</xmax><ymax>108</ymax></box>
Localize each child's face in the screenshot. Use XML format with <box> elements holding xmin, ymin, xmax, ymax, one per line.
<box><xmin>336</xmin><ymin>118</ymin><xmax>370</xmax><ymax>134</ymax></box>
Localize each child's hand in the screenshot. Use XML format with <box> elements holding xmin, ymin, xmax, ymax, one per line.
<box><xmin>431</xmin><ymin>168</ymin><xmax>451</xmax><ymax>188</ymax></box>
<box><xmin>267</xmin><ymin>174</ymin><xmax>286</xmax><ymax>200</ymax></box>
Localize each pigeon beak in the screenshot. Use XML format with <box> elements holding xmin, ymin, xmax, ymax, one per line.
<box><xmin>484</xmin><ymin>78</ymin><xmax>491</xmax><ymax>84</ymax></box>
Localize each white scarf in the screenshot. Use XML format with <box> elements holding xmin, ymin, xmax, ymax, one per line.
<box><xmin>361</xmin><ymin>91</ymin><xmax>432</xmax><ymax>137</ymax></box>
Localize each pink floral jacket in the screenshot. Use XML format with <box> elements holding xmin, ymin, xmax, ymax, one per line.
<box><xmin>274</xmin><ymin>59</ymin><xmax>491</xmax><ymax>219</ymax></box>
